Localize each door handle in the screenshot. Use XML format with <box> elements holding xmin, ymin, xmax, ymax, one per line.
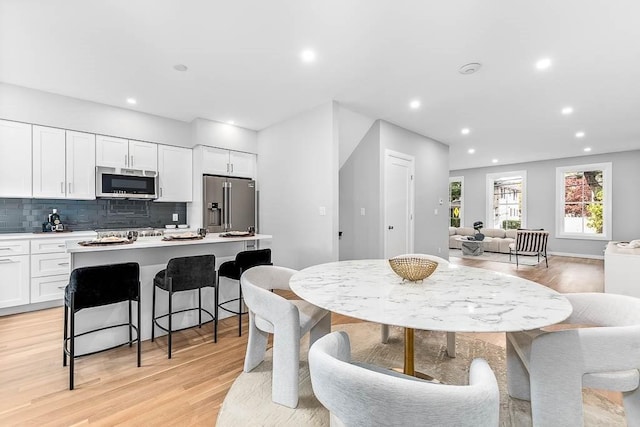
<box><xmin>130</xmin><ymin>155</ymin><xmax>134</xmax><ymax>167</ymax></box>
<box><xmin>0</xmin><ymin>259</ymin><xmax>14</xmax><ymax>263</ymax></box>
<box><xmin>124</xmin><ymin>154</ymin><xmax>128</xmax><ymax>166</ymax></box>
<box><xmin>388</xmin><ymin>226</ymin><xmax>394</xmax><ymax>230</ymax></box>
<box><xmin>61</xmin><ymin>182</ymin><xmax>64</xmax><ymax>194</ymax></box>
<box><xmin>68</xmin><ymin>182</ymin><xmax>72</xmax><ymax>194</ymax></box>
<box><xmin>58</xmin><ymin>262</ymin><xmax>70</xmax><ymax>266</ymax></box>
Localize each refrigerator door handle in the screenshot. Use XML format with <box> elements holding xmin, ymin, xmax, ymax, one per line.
<box><xmin>223</xmin><ymin>182</ymin><xmax>231</xmax><ymax>230</ymax></box>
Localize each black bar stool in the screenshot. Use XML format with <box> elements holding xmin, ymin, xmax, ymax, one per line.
<box><xmin>217</xmin><ymin>248</ymin><xmax>272</xmax><ymax>336</ymax></box>
<box><xmin>151</xmin><ymin>254</ymin><xmax>217</xmax><ymax>359</ymax></box>
<box><xmin>63</xmin><ymin>262</ymin><xmax>141</xmax><ymax>390</ymax></box>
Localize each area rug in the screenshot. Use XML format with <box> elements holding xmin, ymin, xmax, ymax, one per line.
<box><xmin>449</xmin><ymin>248</ymin><xmax>543</xmax><ymax>266</ymax></box>
<box><xmin>216</xmin><ymin>323</ymin><xmax>624</xmax><ymax>426</ymax></box>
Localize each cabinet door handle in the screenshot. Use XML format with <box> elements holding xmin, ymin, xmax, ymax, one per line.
<box><xmin>61</xmin><ymin>182</ymin><xmax>64</xmax><ymax>193</ymax></box>
<box><xmin>0</xmin><ymin>259</ymin><xmax>14</xmax><ymax>263</ymax></box>
<box><xmin>230</xmin><ymin>163</ymin><xmax>234</xmax><ymax>173</ymax></box>
<box><xmin>131</xmin><ymin>155</ymin><xmax>134</xmax><ymax>167</ymax></box>
<box><xmin>58</xmin><ymin>262</ymin><xmax>70</xmax><ymax>266</ymax></box>
<box><xmin>57</xmin><ymin>244</ymin><xmax>66</xmax><ymax>248</ymax></box>
<box><xmin>0</xmin><ymin>248</ymin><xmax>11</xmax><ymax>251</ymax></box>
<box><xmin>125</xmin><ymin>154</ymin><xmax>128</xmax><ymax>166</ymax></box>
<box><xmin>68</xmin><ymin>182</ymin><xmax>72</xmax><ymax>194</ymax></box>
<box><xmin>57</xmin><ymin>286</ymin><xmax>66</xmax><ymax>290</ymax></box>
<box><xmin>160</xmin><ymin>187</ymin><xmax>163</xmax><ymax>197</ymax></box>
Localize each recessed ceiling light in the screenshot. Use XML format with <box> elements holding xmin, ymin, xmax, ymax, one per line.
<box><xmin>561</xmin><ymin>106</ymin><xmax>573</xmax><ymax>115</ymax></box>
<box><xmin>583</xmin><ymin>147</ymin><xmax>592</xmax><ymax>152</ymax></box>
<box><xmin>461</xmin><ymin>128</ymin><xmax>470</xmax><ymax>135</ymax></box>
<box><xmin>468</xmin><ymin>148</ymin><xmax>475</xmax><ymax>154</ymax></box>
<box><xmin>300</xmin><ymin>49</ymin><xmax>316</xmax><ymax>63</ymax></box>
<box><xmin>173</xmin><ymin>64</ymin><xmax>188</xmax><ymax>72</ymax></box>
<box><xmin>126</xmin><ymin>98</ymin><xmax>137</xmax><ymax>105</ymax></box>
<box><xmin>409</xmin><ymin>100</ymin><xmax>421</xmax><ymax>109</ymax></box>
<box><xmin>492</xmin><ymin>159</ymin><xmax>498</xmax><ymax>163</ymax></box>
<box><xmin>536</xmin><ymin>58</ymin><xmax>552</xmax><ymax>70</ymax></box>
<box><xmin>575</xmin><ymin>131</ymin><xmax>585</xmax><ymax>138</ymax></box>
<box><xmin>227</xmin><ymin>120</ymin><xmax>235</xmax><ymax>125</ymax></box>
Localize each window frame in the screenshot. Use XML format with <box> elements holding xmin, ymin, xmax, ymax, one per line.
<box><xmin>555</xmin><ymin>162</ymin><xmax>612</xmax><ymax>240</ymax></box>
<box><xmin>449</xmin><ymin>176</ymin><xmax>464</xmax><ymax>228</ymax></box>
<box><xmin>485</xmin><ymin>170</ymin><xmax>527</xmax><ymax>230</ymax></box>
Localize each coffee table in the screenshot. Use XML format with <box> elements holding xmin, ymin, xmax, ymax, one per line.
<box><xmin>453</xmin><ymin>235</ymin><xmax>493</xmax><ymax>256</ymax></box>
<box><xmin>290</xmin><ymin>258</ymin><xmax>572</xmax><ymax>377</ymax></box>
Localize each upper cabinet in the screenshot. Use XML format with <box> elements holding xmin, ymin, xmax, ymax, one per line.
<box><xmin>0</xmin><ymin>120</ymin><xmax>32</xmax><ymax>198</ymax></box>
<box><xmin>32</xmin><ymin>126</ymin><xmax>96</xmax><ymax>199</ymax></box>
<box><xmin>96</xmin><ymin>135</ymin><xmax>157</xmax><ymax>171</ymax></box>
<box><xmin>201</xmin><ymin>146</ymin><xmax>256</xmax><ymax>179</ymax></box>
<box><xmin>157</xmin><ymin>145</ymin><xmax>192</xmax><ymax>202</ymax></box>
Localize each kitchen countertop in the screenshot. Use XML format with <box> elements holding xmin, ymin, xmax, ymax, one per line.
<box><xmin>0</xmin><ymin>231</ymin><xmax>98</xmax><ymax>241</ymax></box>
<box><xmin>66</xmin><ymin>233</ymin><xmax>272</xmax><ymax>253</ymax></box>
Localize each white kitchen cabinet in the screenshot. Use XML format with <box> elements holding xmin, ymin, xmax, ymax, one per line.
<box><xmin>33</xmin><ymin>126</ymin><xmax>96</xmax><ymax>199</ymax></box>
<box><xmin>201</xmin><ymin>146</ymin><xmax>256</xmax><ymax>179</ymax></box>
<box><xmin>129</xmin><ymin>140</ymin><xmax>157</xmax><ymax>171</ymax></box>
<box><xmin>96</xmin><ymin>135</ymin><xmax>157</xmax><ymax>171</ymax></box>
<box><xmin>30</xmin><ymin>275</ymin><xmax>68</xmax><ymax>304</ymax></box>
<box><xmin>0</xmin><ymin>120</ymin><xmax>32</xmax><ymax>198</ymax></box>
<box><xmin>157</xmin><ymin>145</ymin><xmax>192</xmax><ymax>202</ymax></box>
<box><xmin>604</xmin><ymin>242</ymin><xmax>640</xmax><ymax>298</ymax></box>
<box><xmin>0</xmin><ymin>240</ymin><xmax>30</xmax><ymax>308</ymax></box>
<box><xmin>66</xmin><ymin>131</ymin><xmax>96</xmax><ymax>199</ymax></box>
<box><xmin>29</xmin><ymin>239</ymin><xmax>69</xmax><ymax>303</ymax></box>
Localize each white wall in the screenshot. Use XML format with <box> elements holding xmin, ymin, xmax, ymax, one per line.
<box><xmin>0</xmin><ymin>83</ymin><xmax>191</xmax><ymax>147</ymax></box>
<box><xmin>451</xmin><ymin>150</ymin><xmax>640</xmax><ymax>257</ymax></box>
<box><xmin>191</xmin><ymin>118</ymin><xmax>258</xmax><ymax>153</ymax></box>
<box><xmin>339</xmin><ymin>121</ymin><xmax>382</xmax><ymax>260</ymax></box>
<box><xmin>257</xmin><ymin>102</ymin><xmax>339</xmax><ymax>269</ymax></box>
<box><xmin>339</xmin><ymin>120</ymin><xmax>450</xmax><ymax>260</ymax></box>
<box><xmin>338</xmin><ymin>105</ymin><xmax>375</xmax><ymax>168</ymax></box>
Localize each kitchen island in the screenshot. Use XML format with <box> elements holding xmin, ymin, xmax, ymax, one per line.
<box><xmin>66</xmin><ymin>233</ymin><xmax>272</xmax><ymax>353</ymax></box>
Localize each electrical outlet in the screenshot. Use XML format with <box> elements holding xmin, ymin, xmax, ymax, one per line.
<box><xmin>319</xmin><ymin>207</ymin><xmax>326</xmax><ymax>216</ymax></box>
<box><xmin>434</xmin><ymin>208</ymin><xmax>438</xmax><ymax>215</ymax></box>
<box><xmin>172</xmin><ymin>213</ymin><xmax>178</xmax><ymax>221</ymax></box>
<box><xmin>360</xmin><ymin>208</ymin><xmax>366</xmax><ymax>216</ymax></box>
<box><xmin>438</xmin><ymin>247</ymin><xmax>442</xmax><ymax>253</ymax></box>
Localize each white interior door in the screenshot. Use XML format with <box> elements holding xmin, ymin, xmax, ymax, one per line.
<box><xmin>384</xmin><ymin>150</ymin><xmax>414</xmax><ymax>258</ymax></box>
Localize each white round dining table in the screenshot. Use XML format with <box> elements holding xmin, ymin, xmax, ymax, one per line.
<box><xmin>290</xmin><ymin>258</ymin><xmax>572</xmax><ymax>376</ymax></box>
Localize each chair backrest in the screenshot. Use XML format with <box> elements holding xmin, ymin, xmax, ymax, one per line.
<box><xmin>240</xmin><ymin>266</ymin><xmax>298</xmax><ymax>322</ymax></box>
<box><xmin>235</xmin><ymin>248</ymin><xmax>272</xmax><ymax>273</ymax></box>
<box><xmin>309</xmin><ymin>331</ymin><xmax>500</xmax><ymax>427</ymax></box>
<box><xmin>515</xmin><ymin>229</ymin><xmax>549</xmax><ymax>253</ymax></box>
<box><xmin>165</xmin><ymin>255</ymin><xmax>216</xmax><ymax>292</ymax></box>
<box><xmin>67</xmin><ymin>262</ymin><xmax>140</xmax><ymax>311</ymax></box>
<box><xmin>565</xmin><ymin>293</ymin><xmax>640</xmax><ymax>327</ymax></box>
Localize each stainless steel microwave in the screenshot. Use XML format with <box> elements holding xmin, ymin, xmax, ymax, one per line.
<box><xmin>96</xmin><ymin>167</ymin><xmax>158</xmax><ymax>200</ymax></box>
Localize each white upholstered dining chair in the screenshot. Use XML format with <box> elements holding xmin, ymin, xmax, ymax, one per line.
<box><xmin>507</xmin><ymin>292</ymin><xmax>640</xmax><ymax>427</ymax></box>
<box><xmin>309</xmin><ymin>331</ymin><xmax>499</xmax><ymax>427</ymax></box>
<box><xmin>240</xmin><ymin>265</ymin><xmax>331</xmax><ymax>408</ymax></box>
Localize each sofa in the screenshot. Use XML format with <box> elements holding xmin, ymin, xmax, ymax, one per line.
<box><xmin>449</xmin><ymin>227</ymin><xmax>517</xmax><ymax>254</ymax></box>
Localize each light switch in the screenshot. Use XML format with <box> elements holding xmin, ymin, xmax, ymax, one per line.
<box><xmin>434</xmin><ymin>208</ymin><xmax>438</xmax><ymax>215</ymax></box>
<box><xmin>360</xmin><ymin>208</ymin><xmax>366</xmax><ymax>216</ymax></box>
<box><xmin>319</xmin><ymin>207</ymin><xmax>326</xmax><ymax>216</ymax></box>
<box><xmin>172</xmin><ymin>213</ymin><xmax>179</xmax><ymax>221</ymax></box>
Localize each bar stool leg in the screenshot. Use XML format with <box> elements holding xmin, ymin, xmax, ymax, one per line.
<box><xmin>238</xmin><ymin>282</ymin><xmax>243</xmax><ymax>337</ymax></box>
<box><xmin>128</xmin><ymin>300</ymin><xmax>133</xmax><ymax>347</ymax></box>
<box><xmin>198</xmin><ymin>287</ymin><xmax>202</xmax><ymax>328</ymax></box>
<box><xmin>70</xmin><ymin>299</ymin><xmax>75</xmax><ymax>390</ymax></box>
<box><xmin>151</xmin><ymin>282</ymin><xmax>156</xmax><ymax>342</ymax></box>
<box><xmin>63</xmin><ymin>304</ymin><xmax>68</xmax><ymax>366</ymax></box>
<box><xmin>214</xmin><ymin>276</ymin><xmax>219</xmax><ymax>343</ymax></box>
<box><xmin>137</xmin><ymin>282</ymin><xmax>141</xmax><ymax>367</ymax></box>
<box><xmin>168</xmin><ymin>290</ymin><xmax>173</xmax><ymax>359</ymax></box>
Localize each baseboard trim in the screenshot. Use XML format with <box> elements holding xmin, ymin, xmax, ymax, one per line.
<box><xmin>548</xmin><ymin>251</ymin><xmax>604</xmax><ymax>260</ymax></box>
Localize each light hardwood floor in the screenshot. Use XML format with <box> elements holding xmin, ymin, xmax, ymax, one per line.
<box><xmin>0</xmin><ymin>255</ymin><xmax>604</xmax><ymax>425</ymax></box>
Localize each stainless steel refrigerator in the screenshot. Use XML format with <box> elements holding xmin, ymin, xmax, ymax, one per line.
<box><xmin>203</xmin><ymin>175</ymin><xmax>256</xmax><ymax>233</ymax></box>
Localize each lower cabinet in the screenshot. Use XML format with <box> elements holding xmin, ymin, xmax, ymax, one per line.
<box><xmin>31</xmin><ymin>275</ymin><xmax>68</xmax><ymax>304</ymax></box>
<box><xmin>0</xmin><ymin>255</ymin><xmax>30</xmax><ymax>308</ymax></box>
<box><xmin>30</xmin><ymin>239</ymin><xmax>70</xmax><ymax>303</ymax></box>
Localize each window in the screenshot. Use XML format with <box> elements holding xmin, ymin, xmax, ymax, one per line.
<box><xmin>449</xmin><ymin>176</ymin><xmax>463</xmax><ymax>227</ymax></box>
<box><xmin>486</xmin><ymin>171</ymin><xmax>526</xmax><ymax>230</ymax></box>
<box><xmin>556</xmin><ymin>163</ymin><xmax>611</xmax><ymax>240</ymax></box>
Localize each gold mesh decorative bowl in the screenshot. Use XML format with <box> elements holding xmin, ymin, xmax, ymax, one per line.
<box><xmin>388</xmin><ymin>255</ymin><xmax>439</xmax><ymax>282</ymax></box>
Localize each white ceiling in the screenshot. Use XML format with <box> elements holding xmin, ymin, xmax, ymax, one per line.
<box><xmin>1</xmin><ymin>0</ymin><xmax>639</xmax><ymax>170</ymax></box>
